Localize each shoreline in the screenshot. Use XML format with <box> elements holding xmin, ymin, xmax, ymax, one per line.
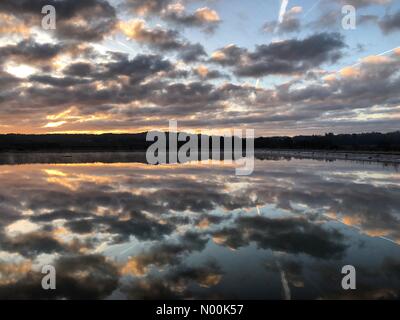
<box><xmin>0</xmin><ymin>149</ymin><xmax>399</xmax><ymax>166</ymax></box>
<box><xmin>256</xmin><ymin>149</ymin><xmax>400</xmax><ymax>164</ymax></box>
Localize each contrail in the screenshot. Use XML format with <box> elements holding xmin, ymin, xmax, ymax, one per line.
<box><xmin>375</xmin><ymin>47</ymin><xmax>399</xmax><ymax>56</ymax></box>
<box><xmin>117</xmin><ymin>243</ymin><xmax>136</xmax><ymax>256</ymax></box>
<box><xmin>350</xmin><ymin>46</ymin><xmax>400</xmax><ymax>68</ymax></box>
<box><xmin>273</xmin><ymin>0</ymin><xmax>289</xmax><ymax>36</ymax></box>
<box><xmin>115</xmin><ymin>39</ymin><xmax>136</xmax><ymax>55</ymax></box>
<box><xmin>278</xmin><ymin>0</ymin><xmax>289</xmax><ymax>24</ymax></box>
<box><xmin>275</xmin><ymin>258</ymin><xmax>291</xmax><ymax>300</ymax></box>
<box><xmin>326</xmin><ymin>46</ymin><xmax>400</xmax><ymax>75</ymax></box>
<box><xmin>321</xmin><ymin>213</ymin><xmax>399</xmax><ymax>247</ymax></box>
<box><xmin>303</xmin><ymin>0</ymin><xmax>321</xmax><ymax>18</ymax></box>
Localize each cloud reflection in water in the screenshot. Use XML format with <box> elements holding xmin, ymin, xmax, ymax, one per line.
<box><xmin>0</xmin><ymin>154</ymin><xmax>399</xmax><ymax>299</ymax></box>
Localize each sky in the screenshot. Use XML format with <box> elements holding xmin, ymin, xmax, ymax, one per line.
<box><xmin>0</xmin><ymin>0</ymin><xmax>399</xmax><ymax>136</ymax></box>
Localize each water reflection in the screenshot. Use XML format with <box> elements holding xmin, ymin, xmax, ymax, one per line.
<box><xmin>0</xmin><ymin>154</ymin><xmax>399</xmax><ymax>299</ymax></box>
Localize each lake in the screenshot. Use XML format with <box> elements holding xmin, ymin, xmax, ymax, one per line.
<box><xmin>0</xmin><ymin>153</ymin><xmax>399</xmax><ymax>299</ymax></box>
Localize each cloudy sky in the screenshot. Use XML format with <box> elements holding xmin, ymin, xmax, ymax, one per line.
<box><xmin>0</xmin><ymin>0</ymin><xmax>399</xmax><ymax>136</ymax></box>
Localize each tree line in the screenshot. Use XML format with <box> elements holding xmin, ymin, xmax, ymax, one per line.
<box><xmin>0</xmin><ymin>131</ymin><xmax>399</xmax><ymax>152</ymax></box>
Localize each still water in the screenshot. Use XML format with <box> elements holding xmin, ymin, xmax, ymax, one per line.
<box><xmin>0</xmin><ymin>153</ymin><xmax>399</xmax><ymax>299</ymax></box>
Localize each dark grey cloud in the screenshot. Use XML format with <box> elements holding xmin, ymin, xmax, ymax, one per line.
<box><xmin>54</xmin><ymin>0</ymin><xmax>117</xmax><ymax>42</ymax></box>
<box><xmin>0</xmin><ymin>255</ymin><xmax>119</xmax><ymax>299</ymax></box>
<box><xmin>0</xmin><ymin>232</ymin><xmax>67</xmax><ymax>258</ymax></box>
<box><xmin>124</xmin><ymin>0</ymin><xmax>220</xmax><ymax>33</ymax></box>
<box><xmin>44</xmin><ymin>53</ymin><xmax>174</xmax><ymax>93</ymax></box>
<box><xmin>124</xmin><ymin>0</ymin><xmax>172</xmax><ymax>15</ymax></box>
<box><xmin>379</xmin><ymin>10</ymin><xmax>400</xmax><ymax>34</ymax></box>
<box><xmin>120</xmin><ymin>20</ymin><xmax>183</xmax><ymax>51</ymax></box>
<box><xmin>120</xmin><ymin>231</ymin><xmax>209</xmax><ymax>274</ymax></box>
<box><xmin>276</xmin><ymin>53</ymin><xmax>400</xmax><ymax>114</ymax></box>
<box><xmin>0</xmin><ymin>39</ymin><xmax>63</xmax><ymax>65</ymax></box>
<box><xmin>101</xmin><ymin>53</ymin><xmax>173</xmax><ymax>82</ymax></box>
<box><xmin>311</xmin><ymin>0</ymin><xmax>391</xmax><ymax>31</ymax></box>
<box><xmin>263</xmin><ymin>7</ymin><xmax>302</xmax><ymax>34</ymax></box>
<box><xmin>271</xmin><ymin>17</ymin><xmax>301</xmax><ymax>34</ymax></box>
<box><xmin>192</xmin><ymin>67</ymin><xmax>229</xmax><ymax>80</ymax></box>
<box><xmin>122</xmin><ymin>260</ymin><xmax>223</xmax><ymax>299</ymax></box>
<box><xmin>65</xmin><ymin>219</ymin><xmax>95</xmax><ymax>234</ymax></box>
<box><xmin>119</xmin><ymin>20</ymin><xmax>208</xmax><ymax>62</ymax></box>
<box><xmin>29</xmin><ymin>75</ymin><xmax>91</xmax><ymax>87</ymax></box>
<box><xmin>147</xmin><ymin>81</ymin><xmax>224</xmax><ymax>110</ymax></box>
<box><xmin>0</xmin><ymin>0</ymin><xmax>117</xmax><ymax>41</ymax></box>
<box><xmin>0</xmin><ymin>70</ymin><xmax>21</xmax><ymax>90</ymax></box>
<box><xmin>30</xmin><ymin>209</ymin><xmax>91</xmax><ymax>223</ymax></box>
<box><xmin>358</xmin><ymin>14</ymin><xmax>379</xmax><ymax>25</ymax></box>
<box><xmin>178</xmin><ymin>43</ymin><xmax>207</xmax><ymax>62</ymax></box>
<box><xmin>92</xmin><ymin>214</ymin><xmax>175</xmax><ymax>243</ymax></box>
<box><xmin>63</xmin><ymin>62</ymin><xmax>94</xmax><ymax>77</ymax></box>
<box><xmin>212</xmin><ymin>33</ymin><xmax>346</xmax><ymax>77</ymax></box>
<box><xmin>163</xmin><ymin>7</ymin><xmax>221</xmax><ymax>33</ymax></box>
<box><xmin>212</xmin><ymin>216</ymin><xmax>348</xmax><ymax>259</ymax></box>
<box><xmin>315</xmin><ymin>256</ymin><xmax>400</xmax><ymax>300</ymax></box>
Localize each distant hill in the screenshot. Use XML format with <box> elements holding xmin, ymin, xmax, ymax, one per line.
<box><xmin>0</xmin><ymin>131</ymin><xmax>399</xmax><ymax>152</ymax></box>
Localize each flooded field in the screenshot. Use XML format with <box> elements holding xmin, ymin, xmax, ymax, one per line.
<box><xmin>0</xmin><ymin>153</ymin><xmax>399</xmax><ymax>299</ymax></box>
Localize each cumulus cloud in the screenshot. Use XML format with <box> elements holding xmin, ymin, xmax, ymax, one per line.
<box><xmin>163</xmin><ymin>3</ymin><xmax>221</xmax><ymax>33</ymax></box>
<box><xmin>0</xmin><ymin>0</ymin><xmax>117</xmax><ymax>42</ymax></box>
<box><xmin>379</xmin><ymin>10</ymin><xmax>400</xmax><ymax>34</ymax></box>
<box><xmin>124</xmin><ymin>0</ymin><xmax>221</xmax><ymax>32</ymax></box>
<box><xmin>211</xmin><ymin>33</ymin><xmax>346</xmax><ymax>77</ymax></box>
<box><xmin>0</xmin><ymin>70</ymin><xmax>21</xmax><ymax>90</ymax></box>
<box><xmin>212</xmin><ymin>216</ymin><xmax>347</xmax><ymax>258</ymax></box>
<box><xmin>263</xmin><ymin>6</ymin><xmax>303</xmax><ymax>34</ymax></box>
<box><xmin>124</xmin><ymin>0</ymin><xmax>173</xmax><ymax>15</ymax></box>
<box><xmin>0</xmin><ymin>255</ymin><xmax>119</xmax><ymax>299</ymax></box>
<box><xmin>0</xmin><ymin>13</ymin><xmax>31</xmax><ymax>36</ymax></box>
<box><xmin>118</xmin><ymin>19</ymin><xmax>207</xmax><ymax>61</ymax></box>
<box><xmin>192</xmin><ymin>65</ymin><xmax>229</xmax><ymax>80</ymax></box>
<box><xmin>119</xmin><ymin>19</ymin><xmax>182</xmax><ymax>51</ymax></box>
<box><xmin>0</xmin><ymin>39</ymin><xmax>63</xmax><ymax>65</ymax></box>
<box><xmin>121</xmin><ymin>260</ymin><xmax>223</xmax><ymax>299</ymax></box>
<box><xmin>178</xmin><ymin>43</ymin><xmax>207</xmax><ymax>62</ymax></box>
